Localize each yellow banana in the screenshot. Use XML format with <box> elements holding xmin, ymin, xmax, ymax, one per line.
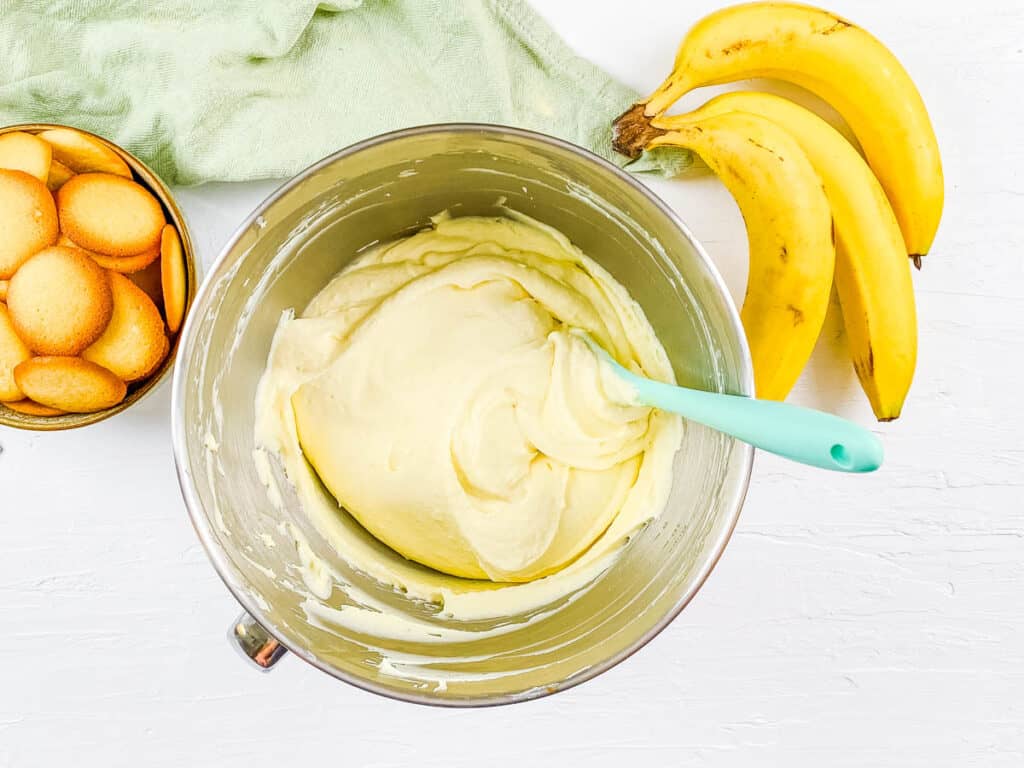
<box><xmin>647</xmin><ymin>111</ymin><xmax>834</xmax><ymax>401</ymax></box>
<box><xmin>614</xmin><ymin>2</ymin><xmax>944</xmax><ymax>265</ymax></box>
<box><xmin>655</xmin><ymin>92</ymin><xmax>916</xmax><ymax>420</ymax></box>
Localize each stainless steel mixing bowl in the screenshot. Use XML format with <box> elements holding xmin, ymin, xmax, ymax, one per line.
<box><xmin>171</xmin><ymin>124</ymin><xmax>754</xmax><ymax>706</ymax></box>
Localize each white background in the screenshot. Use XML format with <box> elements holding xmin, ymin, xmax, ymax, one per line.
<box><xmin>2</xmin><ymin>1</ymin><xmax>1021</xmax><ymax>765</ymax></box>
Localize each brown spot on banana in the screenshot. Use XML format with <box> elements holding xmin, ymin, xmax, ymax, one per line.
<box><xmin>747</xmin><ymin>138</ymin><xmax>784</xmax><ymax>162</ymax></box>
<box><xmin>787</xmin><ymin>304</ymin><xmax>805</xmax><ymax>326</ymax></box>
<box><xmin>612</xmin><ymin>103</ymin><xmax>667</xmax><ymax>159</ymax></box>
<box><xmin>721</xmin><ymin>163</ymin><xmax>745</xmax><ymax>184</ymax></box>
<box><xmin>779</xmin><ymin>245</ymin><xmax>788</xmax><ymax>263</ymax></box>
<box><xmin>820</xmin><ymin>18</ymin><xmax>854</xmax><ymax>35</ymax></box>
<box><xmin>721</xmin><ymin>39</ymin><xmax>753</xmax><ymax>55</ymax></box>
<box><xmin>853</xmin><ymin>348</ymin><xmax>876</xmax><ymax>380</ymax></box>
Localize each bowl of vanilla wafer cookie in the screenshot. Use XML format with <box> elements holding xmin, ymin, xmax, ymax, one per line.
<box><xmin>0</xmin><ymin>124</ymin><xmax>196</xmax><ymax>430</ymax></box>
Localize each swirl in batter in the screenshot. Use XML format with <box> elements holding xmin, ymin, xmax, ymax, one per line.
<box><xmin>255</xmin><ymin>211</ymin><xmax>681</xmax><ymax>623</ymax></box>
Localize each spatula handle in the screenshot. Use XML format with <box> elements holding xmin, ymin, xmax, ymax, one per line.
<box><xmin>629</xmin><ymin>375</ymin><xmax>883</xmax><ymax>473</ymax></box>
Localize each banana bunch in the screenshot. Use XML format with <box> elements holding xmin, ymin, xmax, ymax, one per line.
<box><xmin>613</xmin><ymin>2</ymin><xmax>943</xmax><ymax>421</ymax></box>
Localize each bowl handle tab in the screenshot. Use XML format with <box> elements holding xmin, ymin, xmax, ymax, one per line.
<box><xmin>229</xmin><ymin>611</ymin><xmax>288</xmax><ymax>671</ymax></box>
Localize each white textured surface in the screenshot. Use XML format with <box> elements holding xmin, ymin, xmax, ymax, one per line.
<box><xmin>2</xmin><ymin>1</ymin><xmax>1022</xmax><ymax>765</ymax></box>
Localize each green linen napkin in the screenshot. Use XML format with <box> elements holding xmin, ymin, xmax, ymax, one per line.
<box><xmin>0</xmin><ymin>0</ymin><xmax>688</xmax><ymax>185</ymax></box>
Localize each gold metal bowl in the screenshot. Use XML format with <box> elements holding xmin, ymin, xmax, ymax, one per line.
<box><xmin>0</xmin><ymin>123</ymin><xmax>197</xmax><ymax>431</ymax></box>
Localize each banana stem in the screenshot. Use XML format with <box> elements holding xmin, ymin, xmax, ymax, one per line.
<box><xmin>611</xmin><ymin>104</ymin><xmax>666</xmax><ymax>159</ymax></box>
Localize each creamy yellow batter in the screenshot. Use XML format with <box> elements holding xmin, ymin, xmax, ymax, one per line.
<box><xmin>255</xmin><ymin>210</ymin><xmax>681</xmax><ymax>624</ymax></box>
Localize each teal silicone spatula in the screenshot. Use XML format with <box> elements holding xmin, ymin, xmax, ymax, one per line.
<box><xmin>582</xmin><ymin>333</ymin><xmax>883</xmax><ymax>473</ymax></box>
